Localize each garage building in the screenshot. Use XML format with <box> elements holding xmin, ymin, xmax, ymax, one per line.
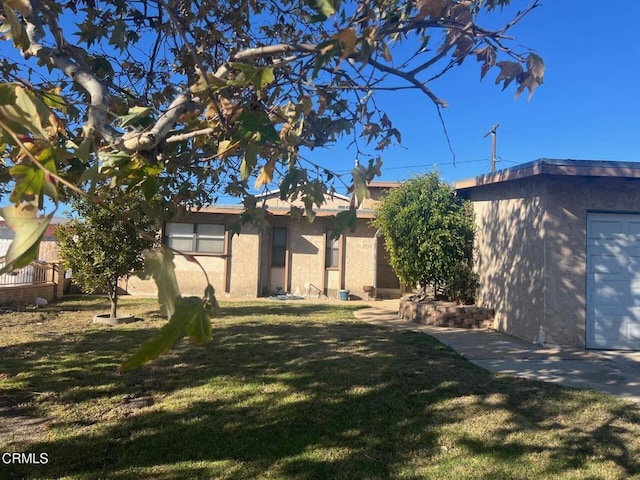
<box><xmin>455</xmin><ymin>159</ymin><xmax>640</xmax><ymax>350</ymax></box>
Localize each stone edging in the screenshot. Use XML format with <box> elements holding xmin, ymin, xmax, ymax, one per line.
<box><xmin>399</xmin><ymin>298</ymin><xmax>494</xmax><ymax>329</ymax></box>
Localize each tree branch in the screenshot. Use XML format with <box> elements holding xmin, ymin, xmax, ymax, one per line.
<box><xmin>367</xmin><ymin>57</ymin><xmax>447</xmax><ymax>108</ymax></box>
<box><xmin>47</xmin><ymin>52</ymin><xmax>120</xmax><ymax>144</ymax></box>
<box><xmin>121</xmin><ymin>94</ymin><xmax>195</xmax><ymax>152</ymax></box>
<box><xmin>23</xmin><ymin>0</ymin><xmax>119</xmax><ymax>145</ymax></box>
<box><xmin>214</xmin><ymin>43</ymin><xmax>317</xmax><ymax>79</ymax></box>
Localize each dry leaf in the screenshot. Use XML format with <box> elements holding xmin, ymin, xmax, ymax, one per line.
<box><xmin>416</xmin><ymin>0</ymin><xmax>444</xmax><ymax>20</ymax></box>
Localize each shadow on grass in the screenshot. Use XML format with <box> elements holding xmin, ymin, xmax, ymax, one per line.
<box><xmin>216</xmin><ymin>301</ymin><xmax>365</xmax><ymax>319</ymax></box>
<box><xmin>2</xmin><ymin>302</ymin><xmax>640</xmax><ymax>479</ymax></box>
<box><xmin>40</xmin><ymin>294</ymin><xmax>159</xmax><ymax>313</ymax></box>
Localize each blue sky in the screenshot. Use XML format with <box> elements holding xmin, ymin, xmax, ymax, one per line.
<box><xmin>2</xmin><ymin>1</ymin><xmax>639</xmax><ymax>208</ymax></box>
<box><xmin>314</xmin><ymin>1</ymin><xmax>640</xmax><ymax>186</ymax></box>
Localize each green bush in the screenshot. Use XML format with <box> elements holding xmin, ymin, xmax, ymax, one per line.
<box><xmin>373</xmin><ymin>172</ymin><xmax>477</xmax><ymax>304</ymax></box>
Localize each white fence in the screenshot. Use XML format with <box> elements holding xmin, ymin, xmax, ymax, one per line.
<box><xmin>0</xmin><ymin>258</ymin><xmax>53</xmax><ymax>286</ymax></box>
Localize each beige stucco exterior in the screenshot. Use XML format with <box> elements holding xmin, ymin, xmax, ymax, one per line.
<box><xmin>457</xmin><ymin>159</ymin><xmax>640</xmax><ymax>348</ymax></box>
<box><xmin>128</xmin><ymin>190</ymin><xmax>400</xmax><ymax>300</ymax></box>
<box><xmin>462</xmin><ymin>175</ymin><xmax>546</xmax><ymax>344</ymax></box>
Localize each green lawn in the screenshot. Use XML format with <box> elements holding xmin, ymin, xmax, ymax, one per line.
<box><xmin>2</xmin><ymin>296</ymin><xmax>640</xmax><ymax>479</ymax></box>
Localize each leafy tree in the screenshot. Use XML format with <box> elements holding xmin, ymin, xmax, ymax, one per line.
<box><xmin>372</xmin><ymin>172</ymin><xmax>477</xmax><ymax>303</ymax></box>
<box><xmin>0</xmin><ymin>0</ymin><xmax>542</xmax><ymax>366</ymax></box>
<box><xmin>55</xmin><ymin>191</ymin><xmax>158</xmax><ymax>318</ymax></box>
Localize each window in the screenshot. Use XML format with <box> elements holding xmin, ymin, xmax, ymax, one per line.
<box><xmin>164</xmin><ymin>222</ymin><xmax>225</xmax><ymax>254</ymax></box>
<box><xmin>272</xmin><ymin>227</ymin><xmax>287</xmax><ymax>267</ymax></box>
<box><xmin>325</xmin><ymin>230</ymin><xmax>339</xmax><ymax>268</ymax></box>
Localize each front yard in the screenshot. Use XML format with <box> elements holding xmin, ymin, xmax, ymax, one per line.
<box><xmin>2</xmin><ymin>296</ymin><xmax>640</xmax><ymax>479</ymax></box>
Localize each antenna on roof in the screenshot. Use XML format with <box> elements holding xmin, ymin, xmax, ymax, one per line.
<box><xmin>483</xmin><ymin>122</ymin><xmax>500</xmax><ymax>173</ymax></box>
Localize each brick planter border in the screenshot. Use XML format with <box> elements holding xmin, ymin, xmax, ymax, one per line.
<box><xmin>399</xmin><ymin>298</ymin><xmax>495</xmax><ymax>329</ymax></box>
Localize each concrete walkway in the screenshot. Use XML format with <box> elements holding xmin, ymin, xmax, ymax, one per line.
<box><xmin>354</xmin><ymin>300</ymin><xmax>640</xmax><ymax>403</ymax></box>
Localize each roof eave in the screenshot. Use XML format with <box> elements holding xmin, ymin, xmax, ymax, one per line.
<box><xmin>455</xmin><ymin>158</ymin><xmax>640</xmax><ymax>192</ymax></box>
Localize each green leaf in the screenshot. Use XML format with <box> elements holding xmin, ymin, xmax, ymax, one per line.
<box><xmin>9</xmin><ymin>163</ymin><xmax>42</xmax><ymax>204</ymax></box>
<box><xmin>184</xmin><ymin>296</ymin><xmax>213</xmax><ymax>344</ymax></box>
<box><xmin>15</xmin><ymin>86</ymin><xmax>49</xmax><ymax>139</ymax></box>
<box><xmin>237</xmin><ymin>110</ymin><xmax>279</xmax><ymax>144</ymax></box>
<box><xmin>75</xmin><ymin>137</ymin><xmax>93</xmax><ymax>163</ymax></box>
<box><xmin>0</xmin><ymin>84</ymin><xmax>49</xmax><ymax>139</ymax></box>
<box><xmin>335</xmin><ymin>209</ymin><xmax>358</xmax><ymax>235</ymax></box>
<box><xmin>141</xmin><ymin>176</ymin><xmax>158</xmax><ymax>201</ymax></box>
<box><xmin>189</xmin><ymin>70</ymin><xmax>228</xmax><ymax>95</ymax></box>
<box><xmin>137</xmin><ymin>248</ymin><xmax>180</xmax><ymax>319</ymax></box>
<box><xmin>119</xmin><ymin>300</ymin><xmax>191</xmax><ymax>370</ymax></box>
<box><xmin>352</xmin><ymin>164</ymin><xmax>370</xmax><ymax>204</ymax></box>
<box><xmin>9</xmin><ymin>146</ymin><xmax>58</xmax><ymax>205</ymax></box>
<box><xmin>121</xmin><ymin>294</ymin><xmax>215</xmax><ymax>370</ymax></box>
<box><xmin>0</xmin><ymin>204</ymin><xmax>54</xmax><ymax>274</ymax></box>
<box><xmin>259</xmin><ymin>67</ymin><xmax>275</xmax><ymax>89</ymax></box>
<box><xmin>225</xmin><ymin>63</ymin><xmax>274</xmax><ymax>93</ymax></box>
<box><xmin>279</xmin><ymin>168</ymin><xmax>304</xmax><ymax>200</ymax></box>
<box><xmin>117</xmin><ymin>106</ymin><xmax>153</xmax><ymax>128</ymax></box>
<box><xmin>240</xmin><ymin>144</ymin><xmax>258</xmax><ymax>181</ymax></box>
<box><xmin>0</xmin><ymin>5</ymin><xmax>30</xmax><ymax>49</ymax></box>
<box><xmin>308</xmin><ymin>0</ymin><xmax>337</xmax><ymax>19</ymax></box>
<box><xmin>41</xmin><ymin>89</ymin><xmax>66</xmax><ymax>110</ymax></box>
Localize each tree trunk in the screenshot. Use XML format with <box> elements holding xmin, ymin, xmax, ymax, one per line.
<box><xmin>109</xmin><ymin>281</ymin><xmax>118</xmax><ymax>318</ymax></box>
<box><xmin>416</xmin><ymin>281</ymin><xmax>428</xmax><ymax>302</ymax></box>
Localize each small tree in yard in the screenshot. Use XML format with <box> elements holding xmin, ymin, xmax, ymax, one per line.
<box><xmin>373</xmin><ymin>172</ymin><xmax>477</xmax><ymax>304</ymax></box>
<box><xmin>56</xmin><ymin>193</ymin><xmax>157</xmax><ymax>319</ymax></box>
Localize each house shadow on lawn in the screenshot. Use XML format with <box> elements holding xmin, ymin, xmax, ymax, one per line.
<box><xmin>2</xmin><ymin>303</ymin><xmax>640</xmax><ymax>479</ymax></box>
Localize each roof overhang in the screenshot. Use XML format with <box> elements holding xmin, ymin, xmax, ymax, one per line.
<box><xmin>191</xmin><ymin>204</ymin><xmax>376</xmax><ymax>219</ymax></box>
<box><xmin>368</xmin><ymin>180</ymin><xmax>401</xmax><ymax>189</ymax></box>
<box><xmin>455</xmin><ymin>158</ymin><xmax>640</xmax><ymax>192</ymax></box>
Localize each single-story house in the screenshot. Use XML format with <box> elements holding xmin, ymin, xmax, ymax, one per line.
<box><xmin>127</xmin><ymin>183</ymin><xmax>407</xmax><ymax>300</ymax></box>
<box><xmin>455</xmin><ymin>158</ymin><xmax>640</xmax><ymax>350</ymax></box>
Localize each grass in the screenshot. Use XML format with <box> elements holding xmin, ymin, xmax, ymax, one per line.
<box><xmin>2</xmin><ymin>296</ymin><xmax>640</xmax><ymax>479</ymax></box>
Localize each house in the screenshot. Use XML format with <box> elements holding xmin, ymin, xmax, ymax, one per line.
<box><xmin>0</xmin><ymin>215</ymin><xmax>67</xmax><ymax>304</ymax></box>
<box><xmin>0</xmin><ymin>215</ymin><xmax>65</xmax><ymax>261</ymax></box>
<box><xmin>127</xmin><ymin>183</ymin><xmax>406</xmax><ymax>300</ymax></box>
<box><xmin>455</xmin><ymin>158</ymin><xmax>640</xmax><ymax>350</ymax></box>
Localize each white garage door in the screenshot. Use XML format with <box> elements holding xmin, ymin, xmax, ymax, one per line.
<box><xmin>586</xmin><ymin>212</ymin><xmax>640</xmax><ymax>349</ymax></box>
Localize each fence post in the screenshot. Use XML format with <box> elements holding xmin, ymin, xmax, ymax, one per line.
<box><xmin>52</xmin><ymin>262</ymin><xmax>65</xmax><ymax>300</ymax></box>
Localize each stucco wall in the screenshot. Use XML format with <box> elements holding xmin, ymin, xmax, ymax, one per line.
<box><xmin>288</xmin><ymin>220</ymin><xmax>326</xmax><ymax>297</ymax></box>
<box><xmin>343</xmin><ymin>225</ymin><xmax>377</xmax><ymax>298</ymax></box>
<box><xmin>126</xmin><ymin>246</ymin><xmax>231</xmax><ymax>297</ymax></box>
<box><xmin>127</xmin><ymin>222</ymin><xmax>262</xmax><ymax>298</ymax></box>
<box><xmin>467</xmin><ymin>176</ymin><xmax>546</xmax><ymax>343</ymax></box>
<box><xmin>127</xmin><ymin>212</ymin><xmax>398</xmax><ymax>300</ymax></box>
<box><xmin>228</xmin><ymin>226</ymin><xmax>262</xmax><ymax>297</ymax></box>
<box><xmin>468</xmin><ymin>174</ymin><xmax>640</xmax><ymax>348</ymax></box>
<box><xmin>544</xmin><ymin>176</ymin><xmax>640</xmax><ymax>347</ymax></box>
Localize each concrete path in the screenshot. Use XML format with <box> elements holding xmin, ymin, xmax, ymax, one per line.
<box><xmin>354</xmin><ymin>301</ymin><xmax>640</xmax><ymax>403</ymax></box>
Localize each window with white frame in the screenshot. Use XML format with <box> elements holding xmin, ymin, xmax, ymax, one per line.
<box><xmin>164</xmin><ymin>222</ymin><xmax>225</xmax><ymax>254</ymax></box>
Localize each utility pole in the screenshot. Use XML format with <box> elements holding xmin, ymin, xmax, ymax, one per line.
<box><xmin>483</xmin><ymin>122</ymin><xmax>499</xmax><ymax>173</ymax></box>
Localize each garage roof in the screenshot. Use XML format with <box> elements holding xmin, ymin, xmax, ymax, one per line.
<box><xmin>455</xmin><ymin>158</ymin><xmax>640</xmax><ymax>192</ymax></box>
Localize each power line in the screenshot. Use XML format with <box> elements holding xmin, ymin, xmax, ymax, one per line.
<box><xmin>333</xmin><ymin>158</ymin><xmax>491</xmax><ymax>175</ymax></box>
